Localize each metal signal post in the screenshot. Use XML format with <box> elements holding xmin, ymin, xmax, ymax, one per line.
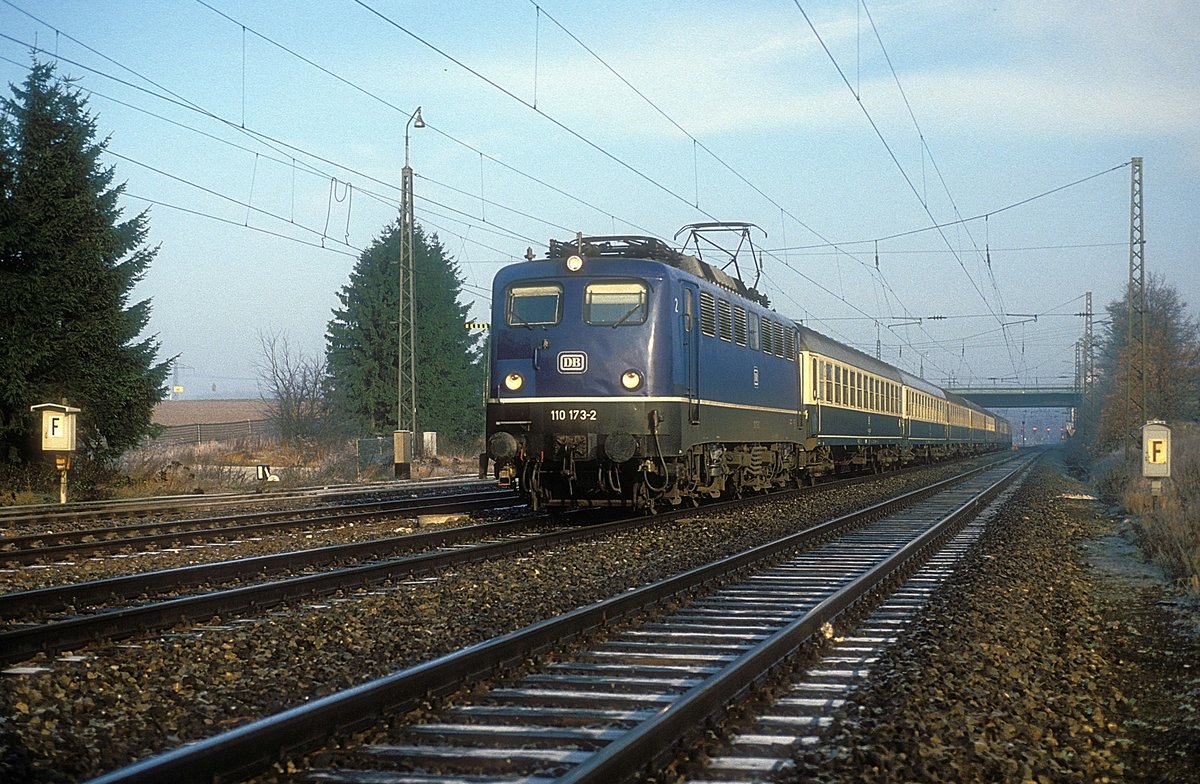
<box><xmin>397</xmin><ymin>106</ymin><xmax>424</xmax><ymax>476</ymax></box>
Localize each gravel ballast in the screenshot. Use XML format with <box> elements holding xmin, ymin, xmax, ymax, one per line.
<box><xmin>0</xmin><ymin>464</ymin><xmax>972</xmax><ymax>782</ymax></box>
<box><xmin>8</xmin><ymin>456</ymin><xmax>1195</xmax><ymax>783</ymax></box>
<box><xmin>790</xmin><ymin>460</ymin><xmax>1200</xmax><ymax>783</ymax></box>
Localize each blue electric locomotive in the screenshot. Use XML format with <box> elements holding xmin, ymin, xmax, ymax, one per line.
<box><xmin>485</xmin><ymin>230</ymin><xmax>1010</xmax><ymax>510</ymax></box>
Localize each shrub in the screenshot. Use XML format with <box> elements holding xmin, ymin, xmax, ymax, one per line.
<box><xmin>1091</xmin><ymin>450</ymin><xmax>1132</xmax><ymax>506</ymax></box>
<box><xmin>1123</xmin><ymin>424</ymin><xmax>1200</xmax><ymax>594</ymax></box>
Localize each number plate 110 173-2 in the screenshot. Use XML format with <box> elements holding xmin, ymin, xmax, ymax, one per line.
<box><xmin>549</xmin><ymin>409</ymin><xmax>597</xmax><ymax>422</ymax></box>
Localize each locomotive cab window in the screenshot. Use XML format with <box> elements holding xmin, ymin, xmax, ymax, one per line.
<box><xmin>585</xmin><ymin>281</ymin><xmax>649</xmax><ymax>326</ymax></box>
<box><xmin>507</xmin><ymin>283</ymin><xmax>562</xmax><ymax>326</ymax></box>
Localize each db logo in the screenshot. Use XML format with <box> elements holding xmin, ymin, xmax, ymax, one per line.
<box><xmin>557</xmin><ymin>351</ymin><xmax>588</xmax><ymax>374</ymax></box>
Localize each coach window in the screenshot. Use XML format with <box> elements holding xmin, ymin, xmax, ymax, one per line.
<box><xmin>683</xmin><ymin>289</ymin><xmax>694</xmax><ymax>332</ymax></box>
<box><xmin>507</xmin><ymin>283</ymin><xmax>562</xmax><ymax>326</ymax></box>
<box><xmin>748</xmin><ymin>313</ymin><xmax>760</xmax><ymax>350</ymax></box>
<box><xmin>585</xmin><ymin>281</ymin><xmax>648</xmax><ymax>326</ymax></box>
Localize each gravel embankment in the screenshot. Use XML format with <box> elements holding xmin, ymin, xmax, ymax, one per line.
<box><xmin>0</xmin><ymin>462</ymin><xmax>978</xmax><ymax>783</ymax></box>
<box><xmin>790</xmin><ymin>461</ymin><xmax>1200</xmax><ymax>783</ymax></box>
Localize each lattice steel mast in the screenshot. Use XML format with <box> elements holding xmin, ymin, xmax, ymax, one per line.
<box><xmin>398</xmin><ymin>108</ymin><xmax>424</xmax><ymax>452</ymax></box>
<box><xmin>1125</xmin><ymin>157</ymin><xmax>1146</xmax><ymax>449</ymax></box>
<box><xmin>1081</xmin><ymin>291</ymin><xmax>1096</xmax><ymax>435</ymax></box>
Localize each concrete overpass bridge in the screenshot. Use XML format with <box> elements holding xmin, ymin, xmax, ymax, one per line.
<box><xmin>946</xmin><ymin>386</ymin><xmax>1080</xmax><ymax>409</ymax></box>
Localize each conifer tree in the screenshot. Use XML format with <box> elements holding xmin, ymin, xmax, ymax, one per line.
<box><xmin>0</xmin><ymin>61</ymin><xmax>170</xmax><ymax>464</ymax></box>
<box><xmin>326</xmin><ymin>221</ymin><xmax>484</xmax><ymax>447</ymax></box>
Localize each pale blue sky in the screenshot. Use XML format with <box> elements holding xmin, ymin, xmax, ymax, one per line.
<box><xmin>2</xmin><ymin>1</ymin><xmax>1197</xmax><ymax>408</ymax></box>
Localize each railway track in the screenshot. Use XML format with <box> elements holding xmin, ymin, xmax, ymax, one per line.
<box><xmin>0</xmin><ymin>510</ymin><xmax>595</xmax><ymax>665</ymax></box>
<box><xmin>685</xmin><ymin>470</ymin><xmax>1023</xmax><ymax>781</ymax></box>
<box><xmin>0</xmin><ymin>474</ymin><xmax>491</xmax><ymax>530</ymax></box>
<box><xmin>1</xmin><ymin>457</ymin><xmax>1006</xmax><ymax>668</ymax></box>
<box><xmin>86</xmin><ymin>451</ymin><xmax>1033</xmax><ymax>784</ymax></box>
<box><xmin>0</xmin><ymin>488</ymin><xmax>518</xmax><ymax>566</ymax></box>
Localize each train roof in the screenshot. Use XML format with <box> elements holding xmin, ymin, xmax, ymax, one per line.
<box><xmin>518</xmin><ymin>234</ymin><xmax>1000</xmax><ymax>419</ymax></box>
<box><xmin>797</xmin><ymin>323</ymin><xmax>949</xmax><ymax>399</ymax></box>
<box><xmin>944</xmin><ymin>389</ymin><xmax>994</xmax><ymax>416</ymax></box>
<box><xmin>544</xmin><ymin>234</ymin><xmax>771</xmax><ymax>307</ymax></box>
<box><xmin>896</xmin><ymin>368</ymin><xmax>948</xmax><ymax>399</ymax></box>
<box><xmin>796</xmin><ymin>324</ymin><xmax>904</xmax><ymax>382</ymax></box>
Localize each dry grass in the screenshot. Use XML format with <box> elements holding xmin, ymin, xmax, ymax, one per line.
<box><xmin>111</xmin><ymin>437</ymin><xmax>478</xmax><ymax>498</ymax></box>
<box><xmin>1118</xmin><ymin>425</ymin><xmax>1200</xmax><ymax>594</ymax></box>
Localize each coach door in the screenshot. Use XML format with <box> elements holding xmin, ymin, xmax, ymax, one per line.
<box><xmin>682</xmin><ymin>283</ymin><xmax>700</xmax><ymax>424</ymax></box>
<box><xmin>795</xmin><ymin>330</ymin><xmax>804</xmax><ymax>433</ymax></box>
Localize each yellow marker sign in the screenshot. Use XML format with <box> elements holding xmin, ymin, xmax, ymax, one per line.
<box><xmin>1141</xmin><ymin>421</ymin><xmax>1171</xmax><ymax>478</ymax></box>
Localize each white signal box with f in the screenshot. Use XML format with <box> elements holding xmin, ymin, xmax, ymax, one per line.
<box><xmin>1141</xmin><ymin>421</ymin><xmax>1171</xmax><ymax>479</ymax></box>
<box><xmin>31</xmin><ymin>403</ymin><xmax>81</xmax><ymax>452</ymax></box>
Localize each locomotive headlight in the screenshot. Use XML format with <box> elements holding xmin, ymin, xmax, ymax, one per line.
<box><xmin>620</xmin><ymin>369</ymin><xmax>643</xmax><ymax>390</ymax></box>
<box><xmin>503</xmin><ymin>372</ymin><xmax>524</xmax><ymax>391</ymax></box>
<box><xmin>565</xmin><ymin>254</ymin><xmax>584</xmax><ymax>272</ymax></box>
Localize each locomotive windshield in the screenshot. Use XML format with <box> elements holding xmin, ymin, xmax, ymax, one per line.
<box><xmin>507</xmin><ymin>283</ymin><xmax>562</xmax><ymax>327</ymax></box>
<box><xmin>584</xmin><ymin>280</ymin><xmax>648</xmax><ymax>326</ymax></box>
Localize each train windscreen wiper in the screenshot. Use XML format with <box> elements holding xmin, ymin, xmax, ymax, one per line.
<box><xmin>610</xmin><ymin>302</ymin><xmax>644</xmax><ymax>328</ymax></box>
<box><xmin>509</xmin><ymin>307</ymin><xmax>535</xmax><ymax>330</ymax></box>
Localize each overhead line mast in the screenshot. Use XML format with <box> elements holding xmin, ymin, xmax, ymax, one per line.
<box><xmin>1126</xmin><ymin>156</ymin><xmax>1146</xmax><ymax>451</ymax></box>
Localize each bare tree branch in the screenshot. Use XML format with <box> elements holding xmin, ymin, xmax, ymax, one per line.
<box><xmin>255</xmin><ymin>331</ymin><xmax>330</xmax><ymax>446</ymax></box>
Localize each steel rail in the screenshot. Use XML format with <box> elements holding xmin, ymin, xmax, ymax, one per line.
<box><xmin>0</xmin><ymin>513</ymin><xmax>598</xmax><ymax>666</ymax></box>
<box><xmin>83</xmin><ymin>455</ymin><xmax>1023</xmax><ymax>784</ymax></box>
<box><xmin>4</xmin><ymin>451</ymin><xmax>1008</xmax><ymax>648</ymax></box>
<box><xmin>561</xmin><ymin>455</ymin><xmax>1031</xmax><ymax>783</ymax></box>
<box><xmin>0</xmin><ymin>490</ymin><xmax>518</xmax><ymax>565</ymax></box>
<box><xmin>0</xmin><ymin>475</ymin><xmax>492</xmax><ymax>525</ymax></box>
<box><xmin>2</xmin><ymin>487</ymin><xmax>511</xmax><ymax>548</ymax></box>
<box><xmin>1</xmin><ymin>512</ymin><xmax>555</xmax><ymax>620</ymax></box>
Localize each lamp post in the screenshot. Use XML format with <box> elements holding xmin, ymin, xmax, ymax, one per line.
<box><xmin>396</xmin><ymin>106</ymin><xmax>424</xmax><ymax>477</ymax></box>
